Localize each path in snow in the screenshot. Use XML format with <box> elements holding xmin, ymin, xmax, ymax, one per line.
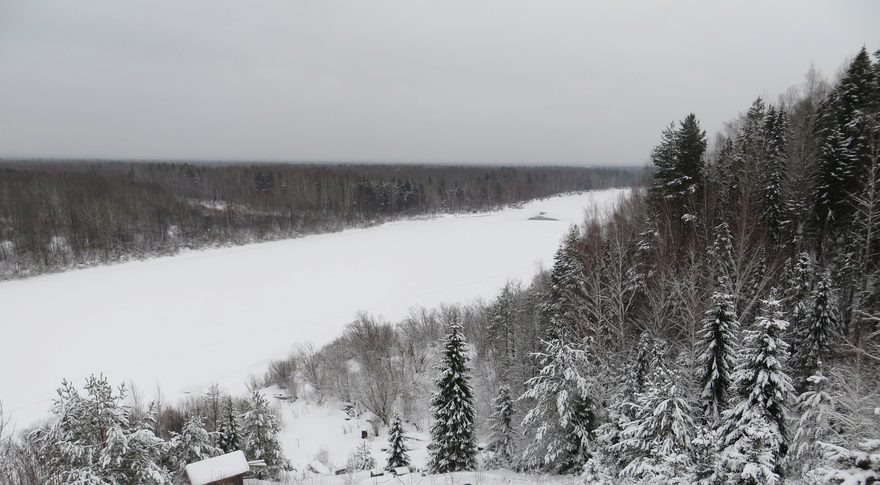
<box><xmin>0</xmin><ymin>188</ymin><xmax>627</xmax><ymax>426</ymax></box>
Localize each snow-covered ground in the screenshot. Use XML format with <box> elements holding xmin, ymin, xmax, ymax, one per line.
<box><xmin>0</xmin><ymin>189</ymin><xmax>627</xmax><ymax>426</ymax></box>
<box><xmin>267</xmin><ymin>386</ymin><xmax>431</xmax><ymax>477</ymax></box>
<box><xmin>260</xmin><ymin>386</ymin><xmax>576</xmax><ymax>485</ymax></box>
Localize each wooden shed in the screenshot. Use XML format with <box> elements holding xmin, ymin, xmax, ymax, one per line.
<box><xmin>185</xmin><ymin>450</ymin><xmax>250</xmax><ymax>485</ymax></box>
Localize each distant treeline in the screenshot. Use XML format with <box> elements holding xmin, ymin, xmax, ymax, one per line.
<box><xmin>0</xmin><ymin>161</ymin><xmax>638</xmax><ymax>279</ymax></box>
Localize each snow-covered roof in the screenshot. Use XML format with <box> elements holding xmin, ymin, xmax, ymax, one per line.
<box><xmin>185</xmin><ymin>451</ymin><xmax>249</xmax><ymax>485</ymax></box>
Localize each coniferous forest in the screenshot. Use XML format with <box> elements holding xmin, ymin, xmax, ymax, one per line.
<box><xmin>2</xmin><ymin>46</ymin><xmax>880</xmax><ymax>484</ymax></box>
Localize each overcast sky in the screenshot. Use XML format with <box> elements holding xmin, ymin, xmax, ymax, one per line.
<box><xmin>0</xmin><ymin>1</ymin><xmax>877</xmax><ymax>165</ymax></box>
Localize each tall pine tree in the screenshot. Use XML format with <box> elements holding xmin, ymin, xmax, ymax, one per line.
<box><xmin>792</xmin><ymin>271</ymin><xmax>841</xmax><ymax>385</ymax></box>
<box><xmin>708</xmin><ymin>222</ymin><xmax>736</xmax><ymax>285</ymax></box>
<box><xmin>625</xmin><ymin>332</ymin><xmax>654</xmax><ymax>399</ymax></box>
<box><xmin>735</xmin><ymin>98</ymin><xmax>768</xmax><ymax>206</ymax></box>
<box><xmin>427</xmin><ymin>323</ymin><xmax>478</xmax><ymax>473</ymax></box>
<box><xmin>652</xmin><ymin>114</ymin><xmax>707</xmax><ymax>220</ymax></box>
<box><xmin>697</xmin><ymin>286</ymin><xmax>739</xmax><ymax>423</ymax></box>
<box><xmin>785</xmin><ymin>252</ymin><xmax>815</xmax><ymax>353</ymax></box>
<box><xmin>720</xmin><ymin>416</ymin><xmax>782</xmax><ymax>485</ymax></box>
<box><xmin>614</xmin><ymin>365</ymin><xmax>695</xmax><ymax>483</ymax></box>
<box><xmin>486</xmin><ymin>386</ymin><xmax>516</xmax><ymax>469</ymax></box>
<box><xmin>217</xmin><ymin>396</ymin><xmax>242</xmax><ymax>453</ymax></box>
<box><xmin>543</xmin><ymin>226</ymin><xmax>586</xmax><ymax>341</ymax></box>
<box><xmin>519</xmin><ymin>338</ymin><xmax>595</xmax><ymax>473</ymax></box>
<box><xmin>721</xmin><ymin>296</ymin><xmax>795</xmax><ymax>481</ymax></box>
<box><xmin>762</xmin><ymin>105</ymin><xmax>790</xmax><ymax>246</ymax></box>
<box><xmin>487</xmin><ymin>282</ymin><xmax>519</xmax><ymax>378</ymax></box>
<box><xmin>791</xmin><ymin>368</ymin><xmax>834</xmax><ymax>482</ymax></box>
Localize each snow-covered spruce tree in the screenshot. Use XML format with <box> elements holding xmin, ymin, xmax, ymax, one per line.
<box><xmin>242</xmin><ymin>390</ymin><xmax>290</xmax><ymax>479</ymax></box>
<box><xmin>625</xmin><ymin>332</ymin><xmax>653</xmax><ymax>400</ymax></box>
<box><xmin>697</xmin><ymin>286</ymin><xmax>739</xmax><ymax>423</ymax></box>
<box><xmin>217</xmin><ymin>396</ymin><xmax>242</xmax><ymax>453</ymax></box>
<box><xmin>650</xmin><ymin>122</ymin><xmax>680</xmax><ymax>203</ymax></box>
<box><xmin>487</xmin><ymin>281</ymin><xmax>520</xmax><ymax>382</ymax></box>
<box><xmin>613</xmin><ymin>365</ymin><xmax>695</xmax><ymax>484</ymax></box>
<box><xmin>738</xmin><ymin>97</ymin><xmax>768</xmax><ymax>166</ymax></box>
<box><xmin>818</xmin><ymin>438</ymin><xmax>880</xmax><ymax>485</ymax></box>
<box><xmin>689</xmin><ymin>424</ymin><xmax>722</xmax><ymax>485</ymax></box>
<box><xmin>708</xmin><ymin>222</ymin><xmax>736</xmax><ymax>284</ymax></box>
<box><xmin>651</xmin><ymin>114</ymin><xmax>707</xmax><ymax>220</ymax></box>
<box><xmin>385</xmin><ymin>414</ymin><xmax>410</xmax><ymax>471</ymax></box>
<box><xmin>720</xmin><ymin>296</ymin><xmax>795</xmax><ymax>481</ymax></box>
<box><xmin>581</xmin><ymin>413</ymin><xmax>624</xmax><ymax>485</ymax></box>
<box><xmin>32</xmin><ymin>376</ymin><xmax>171</xmax><ymax>484</ymax></box>
<box><xmin>791</xmin><ymin>368</ymin><xmax>834</xmax><ymax>483</ymax></box>
<box><xmin>126</xmin><ymin>401</ymin><xmax>172</xmax><ymax>484</ymax></box>
<box><xmin>427</xmin><ymin>323</ymin><xmax>478</xmax><ymax>474</ymax></box>
<box><xmin>543</xmin><ymin>226</ymin><xmax>586</xmax><ymax>340</ymax></box>
<box><xmin>813</xmin><ymin>121</ymin><xmax>857</xmax><ymax>234</ymax></box>
<box><xmin>731</xmin><ymin>97</ymin><xmax>768</xmax><ymax>206</ymax></box>
<box><xmin>519</xmin><ymin>338</ymin><xmax>595</xmax><ymax>473</ymax></box>
<box><xmin>785</xmin><ymin>252</ymin><xmax>815</xmax><ymax>352</ymax></box>
<box><xmin>792</xmin><ymin>271</ymin><xmax>841</xmax><ymax>385</ymax></box>
<box><xmin>486</xmin><ymin>386</ymin><xmax>516</xmax><ymax>469</ymax></box>
<box><xmin>167</xmin><ymin>415</ymin><xmax>221</xmax><ymax>478</ymax></box>
<box><xmin>583</xmin><ymin>358</ymin><xmax>633</xmax><ymax>484</ymax></box>
<box><xmin>721</xmin><ymin>415</ymin><xmax>782</xmax><ymax>485</ymax></box>
<box><xmin>711</xmin><ymin>138</ymin><xmax>738</xmax><ymax>222</ymax></box>
<box><xmin>741</xmin><ymin>249</ymin><xmax>767</xmax><ymax>324</ymax></box>
<box><xmin>762</xmin><ymin>106</ymin><xmax>790</xmax><ymax>247</ymax></box>
<box><xmin>650</xmin><ymin>337</ymin><xmax>670</xmax><ymax>371</ymax></box>
<box><xmin>347</xmin><ymin>440</ymin><xmax>376</xmax><ymax>472</ymax></box>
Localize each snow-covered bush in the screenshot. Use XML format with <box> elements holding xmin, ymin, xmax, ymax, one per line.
<box><xmin>346</xmin><ymin>441</ymin><xmax>376</xmax><ymax>472</ymax></box>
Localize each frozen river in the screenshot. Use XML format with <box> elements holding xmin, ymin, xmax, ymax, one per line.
<box><xmin>0</xmin><ymin>188</ymin><xmax>627</xmax><ymax>425</ymax></box>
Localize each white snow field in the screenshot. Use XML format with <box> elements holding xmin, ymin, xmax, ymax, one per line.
<box><xmin>0</xmin><ymin>188</ymin><xmax>626</xmax><ymax>426</ymax></box>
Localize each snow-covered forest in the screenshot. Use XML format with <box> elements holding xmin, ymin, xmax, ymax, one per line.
<box><xmin>0</xmin><ymin>162</ymin><xmax>634</xmax><ymax>279</ymax></box>
<box><xmin>2</xmin><ymin>43</ymin><xmax>880</xmax><ymax>485</ymax></box>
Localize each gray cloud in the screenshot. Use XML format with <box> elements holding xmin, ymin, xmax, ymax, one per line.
<box><xmin>0</xmin><ymin>0</ymin><xmax>877</xmax><ymax>165</ymax></box>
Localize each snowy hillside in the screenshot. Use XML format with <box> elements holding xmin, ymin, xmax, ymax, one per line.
<box><xmin>0</xmin><ymin>189</ymin><xmax>626</xmax><ymax>426</ymax></box>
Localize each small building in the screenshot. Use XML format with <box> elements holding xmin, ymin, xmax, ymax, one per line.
<box><xmin>185</xmin><ymin>451</ymin><xmax>250</xmax><ymax>485</ymax></box>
